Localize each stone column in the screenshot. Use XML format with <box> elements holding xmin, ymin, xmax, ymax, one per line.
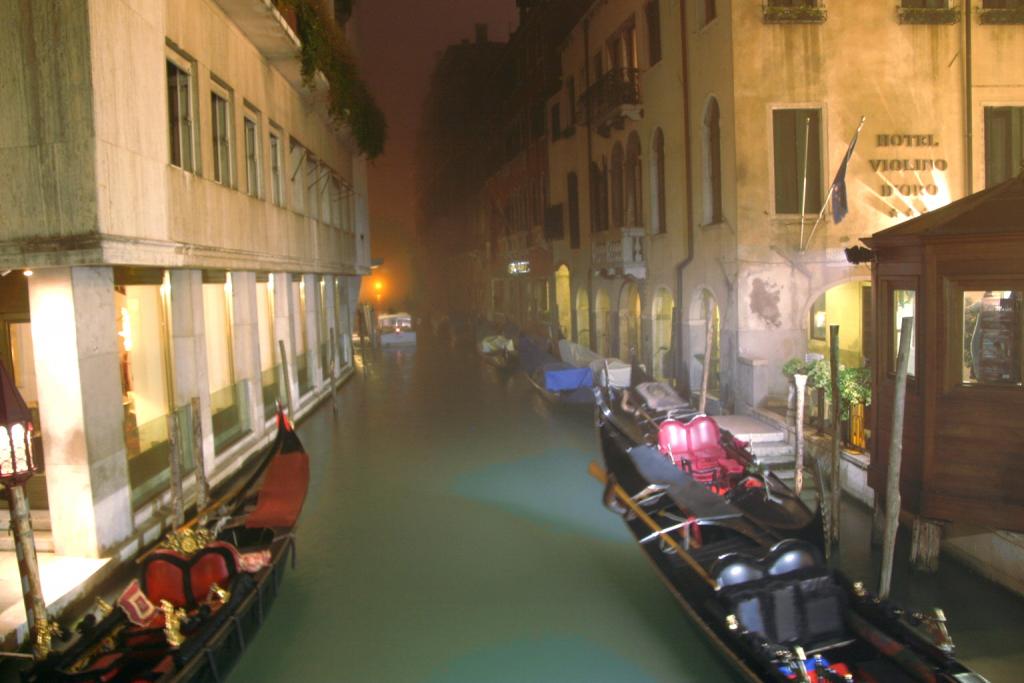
<box><xmin>168</xmin><ymin>270</ymin><xmax>214</xmax><ymax>481</ymax></box>
<box><xmin>304</xmin><ymin>274</ymin><xmax>322</xmax><ymax>388</ymax></box>
<box><xmin>28</xmin><ymin>266</ymin><xmax>131</xmax><ymax>557</ymax></box>
<box><xmin>275</xmin><ymin>273</ymin><xmax>298</xmax><ymax>410</ymax></box>
<box><xmin>229</xmin><ymin>272</ymin><xmax>261</xmax><ymax>436</ymax></box>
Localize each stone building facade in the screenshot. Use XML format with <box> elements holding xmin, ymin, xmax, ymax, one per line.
<box><xmin>0</xmin><ymin>0</ymin><xmax>372</xmax><ymax>561</ymax></box>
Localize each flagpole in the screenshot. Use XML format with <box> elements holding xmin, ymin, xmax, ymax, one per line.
<box><xmin>798</xmin><ymin>116</ymin><xmax>812</xmax><ymax>252</ymax></box>
<box><xmin>802</xmin><ymin>115</ymin><xmax>866</xmax><ymax>252</ymax></box>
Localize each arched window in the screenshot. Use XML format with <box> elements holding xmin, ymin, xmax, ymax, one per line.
<box><xmin>652</xmin><ymin>128</ymin><xmax>666</xmax><ymax>233</ymax></box>
<box><xmin>625</xmin><ymin>132</ymin><xmax>643</xmax><ymax>227</ymax></box>
<box><xmin>611</xmin><ymin>142</ymin><xmax>624</xmax><ymax>229</ymax></box>
<box><xmin>590</xmin><ymin>161</ymin><xmax>609</xmax><ymax>233</ymax></box>
<box><xmin>703</xmin><ymin>97</ymin><xmax>723</xmax><ymax>225</ymax></box>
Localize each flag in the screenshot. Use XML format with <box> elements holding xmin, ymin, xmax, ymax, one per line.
<box><xmin>830</xmin><ymin>118</ymin><xmax>864</xmax><ymax>224</ymax></box>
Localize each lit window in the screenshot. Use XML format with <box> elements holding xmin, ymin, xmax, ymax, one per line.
<box><xmin>203</xmin><ymin>274</ymin><xmax>250</xmax><ymax>452</ymax></box>
<box><xmin>962</xmin><ymin>290</ymin><xmax>1022</xmax><ymax>386</ymax></box>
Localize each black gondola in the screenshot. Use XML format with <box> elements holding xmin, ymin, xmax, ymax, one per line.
<box><xmin>23</xmin><ymin>408</ymin><xmax>310</xmax><ymax>683</ymax></box>
<box><xmin>592</xmin><ymin>382</ymin><xmax>990</xmax><ymax>683</ymax></box>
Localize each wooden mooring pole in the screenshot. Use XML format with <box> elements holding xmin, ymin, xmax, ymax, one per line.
<box><xmin>166</xmin><ymin>411</ymin><xmax>185</xmax><ymax>527</ymax></box>
<box><xmin>880</xmin><ymin>316</ymin><xmax>914</xmax><ymax>599</ymax></box>
<box><xmin>699</xmin><ymin>297</ymin><xmax>713</xmax><ymax>414</ymax></box>
<box><xmin>829</xmin><ymin>325</ymin><xmax>841</xmax><ymax>545</ymax></box>
<box><xmin>190</xmin><ymin>398</ymin><xmax>209</xmax><ymax>515</ymax></box>
<box><xmin>793</xmin><ymin>373</ymin><xmax>808</xmax><ymax>495</ymax></box>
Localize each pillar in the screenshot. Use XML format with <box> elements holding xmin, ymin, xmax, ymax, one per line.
<box><xmin>28</xmin><ymin>266</ymin><xmax>131</xmax><ymax>557</ymax></box>
<box><xmin>168</xmin><ymin>270</ymin><xmax>215</xmax><ymax>480</ymax></box>
<box><xmin>229</xmin><ymin>272</ymin><xmax>261</xmax><ymax>434</ymax></box>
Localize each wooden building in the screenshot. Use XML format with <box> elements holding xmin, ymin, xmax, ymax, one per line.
<box><xmin>864</xmin><ymin>174</ymin><xmax>1024</xmax><ymax>536</ymax></box>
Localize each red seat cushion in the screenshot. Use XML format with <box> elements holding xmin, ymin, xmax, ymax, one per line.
<box><xmin>142</xmin><ymin>542</ymin><xmax>239</xmax><ymax>609</ymax></box>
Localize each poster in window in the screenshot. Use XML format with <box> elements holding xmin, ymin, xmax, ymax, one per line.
<box><xmin>967</xmin><ymin>291</ymin><xmax>1021</xmax><ymax>385</ymax></box>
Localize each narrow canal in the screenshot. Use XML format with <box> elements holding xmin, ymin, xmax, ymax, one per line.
<box><xmin>230</xmin><ymin>336</ymin><xmax>1023</xmax><ymax>683</ymax></box>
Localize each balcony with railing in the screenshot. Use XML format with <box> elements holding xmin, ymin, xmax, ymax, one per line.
<box><xmin>762</xmin><ymin>2</ymin><xmax>827</xmax><ymax>24</ymax></box>
<box><xmin>576</xmin><ymin>68</ymin><xmax>642</xmax><ymax>137</ymax></box>
<box><xmin>592</xmin><ymin>228</ymin><xmax>646</xmax><ymax>279</ymax></box>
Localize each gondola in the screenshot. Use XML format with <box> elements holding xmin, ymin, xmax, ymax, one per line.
<box><xmin>517</xmin><ymin>335</ymin><xmax>594</xmax><ymax>407</ymax></box>
<box><xmin>591</xmin><ymin>382</ymin><xmax>991</xmax><ymax>683</ymax></box>
<box><xmin>23</xmin><ymin>408</ymin><xmax>310</xmax><ymax>682</ymax></box>
<box><xmin>478</xmin><ymin>334</ymin><xmax>518</xmax><ymax>370</ymax></box>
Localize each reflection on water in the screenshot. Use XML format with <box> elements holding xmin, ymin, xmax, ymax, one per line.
<box><xmin>229</xmin><ymin>336</ymin><xmax>1022</xmax><ymax>683</ymax></box>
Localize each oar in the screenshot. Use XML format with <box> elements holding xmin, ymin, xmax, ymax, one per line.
<box><xmin>588</xmin><ymin>461</ymin><xmax>716</xmax><ymax>589</ymax></box>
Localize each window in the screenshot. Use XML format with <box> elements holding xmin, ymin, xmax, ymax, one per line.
<box><xmin>768</xmin><ymin>0</ymin><xmax>816</xmax><ymax>6</ymax></box>
<box><xmin>307</xmin><ymin>155</ymin><xmax>320</xmax><ymax>221</ymax></box>
<box><xmin>166</xmin><ymin>60</ymin><xmax>195</xmax><ymax>172</ymax></box>
<box><xmin>962</xmin><ymin>290</ymin><xmax>1022</xmax><ymax>386</ymax></box>
<box><xmin>115</xmin><ymin>271</ymin><xmax>180</xmax><ymax>507</ymax></box>
<box><xmin>652</xmin><ymin>129</ymin><xmax>666</xmax><ymax>233</ymax></box>
<box><xmin>243</xmin><ymin>115</ymin><xmax>261</xmax><ymax>197</ymax></box>
<box><xmin>611</xmin><ymin>142</ymin><xmax>624</xmax><ymax>228</ymax></box>
<box><xmin>773</xmin><ymin>108</ymin><xmax>822</xmax><ymax>215</ymax></box>
<box><xmin>704</xmin><ymin>98</ymin><xmax>723</xmax><ymax>224</ymax></box>
<box><xmin>984</xmin><ymin>106</ymin><xmax>1024</xmax><ymax>188</ymax></box>
<box><xmin>210</xmin><ymin>91</ymin><xmax>232</xmax><ymax>185</ymax></box>
<box><xmin>645</xmin><ymin>2</ymin><xmax>662</xmax><ymax>66</ymax></box>
<box><xmin>203</xmin><ymin>273</ymin><xmax>249</xmax><ymax>453</ymax></box>
<box><xmin>703</xmin><ymin>0</ymin><xmax>718</xmax><ymax>25</ymax></box>
<box><xmin>902</xmin><ymin>0</ymin><xmax>947</xmax><ymax>6</ymax></box>
<box><xmin>318</xmin><ymin>164</ymin><xmax>331</xmax><ymax>222</ymax></box>
<box><xmin>293</xmin><ymin>277</ymin><xmax>312</xmax><ymax>395</ymax></box>
<box><xmin>982</xmin><ymin>1</ymin><xmax>1024</xmax><ymax>8</ymax></box>
<box><xmin>269</xmin><ymin>131</ymin><xmax>284</xmax><ymax>206</ymax></box>
<box><xmin>893</xmin><ymin>289</ymin><xmax>917</xmax><ymax>377</ymax></box>
<box><xmin>551</xmin><ymin>104</ymin><xmax>561</xmax><ymax>141</ymax></box>
<box><xmin>625</xmin><ymin>132</ymin><xmax>643</xmax><ymax>227</ymax></box>
<box><xmin>567</xmin><ymin>172</ymin><xmax>580</xmax><ymax>249</ymax></box>
<box><xmin>289</xmin><ymin>138</ymin><xmax>306</xmax><ymax>214</ymax></box>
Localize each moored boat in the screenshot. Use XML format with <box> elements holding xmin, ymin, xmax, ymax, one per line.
<box><xmin>22</xmin><ymin>409</ymin><xmax>310</xmax><ymax>682</ymax></box>
<box><xmin>479</xmin><ymin>334</ymin><xmax>518</xmax><ymax>370</ymax></box>
<box><xmin>378</xmin><ymin>312</ymin><xmax>417</xmax><ymax>347</ymax></box>
<box><xmin>591</xmin><ymin>382</ymin><xmax>991</xmax><ymax>683</ymax></box>
<box><xmin>517</xmin><ymin>335</ymin><xmax>594</xmax><ymax>407</ymax></box>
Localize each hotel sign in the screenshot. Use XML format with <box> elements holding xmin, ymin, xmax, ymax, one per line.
<box><xmin>870</xmin><ymin>133</ymin><xmax>947</xmax><ymax>198</ymax></box>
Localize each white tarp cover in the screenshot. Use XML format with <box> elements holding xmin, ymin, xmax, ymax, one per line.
<box><xmin>481</xmin><ymin>335</ymin><xmax>514</xmax><ymax>354</ymax></box>
<box><xmin>559</xmin><ymin>339</ymin><xmax>601</xmax><ymax>368</ymax></box>
<box><xmin>558</xmin><ymin>340</ymin><xmax>633</xmax><ymax>388</ymax></box>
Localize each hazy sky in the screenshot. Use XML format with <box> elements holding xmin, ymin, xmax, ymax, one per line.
<box><xmin>357</xmin><ymin>0</ymin><xmax>516</xmax><ymax>306</ymax></box>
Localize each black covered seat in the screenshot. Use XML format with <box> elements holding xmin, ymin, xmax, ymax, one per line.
<box><xmin>713</xmin><ymin>540</ymin><xmax>848</xmax><ymax>651</ymax></box>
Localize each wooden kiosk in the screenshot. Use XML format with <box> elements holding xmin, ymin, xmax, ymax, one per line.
<box><xmin>862</xmin><ymin>173</ymin><xmax>1024</xmax><ymax>566</ymax></box>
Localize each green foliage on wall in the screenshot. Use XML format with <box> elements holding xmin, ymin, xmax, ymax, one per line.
<box><xmin>280</xmin><ymin>0</ymin><xmax>386</xmax><ymax>158</ymax></box>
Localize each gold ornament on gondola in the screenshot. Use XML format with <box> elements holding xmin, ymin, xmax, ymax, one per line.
<box><xmin>160</xmin><ymin>600</ymin><xmax>186</xmax><ymax>648</ymax></box>
<box><xmin>161</xmin><ymin>527</ymin><xmax>213</xmax><ymax>556</ymax></box>
<box><xmin>34</xmin><ymin>617</ymin><xmax>62</xmax><ymax>659</ymax></box>
<box><xmin>207</xmin><ymin>582</ymin><xmax>231</xmax><ymax>605</ymax></box>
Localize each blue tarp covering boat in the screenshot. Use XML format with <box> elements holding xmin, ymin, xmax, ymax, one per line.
<box><xmin>543</xmin><ymin>364</ymin><xmax>593</xmax><ymax>392</ymax></box>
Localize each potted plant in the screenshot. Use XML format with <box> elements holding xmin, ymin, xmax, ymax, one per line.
<box><xmin>838</xmin><ymin>366</ymin><xmax>871</xmax><ymax>451</ymax></box>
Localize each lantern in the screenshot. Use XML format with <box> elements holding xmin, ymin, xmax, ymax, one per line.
<box><xmin>0</xmin><ymin>363</ymin><xmax>38</xmax><ymax>485</ymax></box>
<box><xmin>0</xmin><ymin>362</ymin><xmax>52</xmax><ymax>659</ymax></box>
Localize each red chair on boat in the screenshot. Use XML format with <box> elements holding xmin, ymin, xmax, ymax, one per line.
<box><xmin>657</xmin><ymin>420</ymin><xmax>721</xmax><ymax>484</ymax></box>
<box><xmin>687</xmin><ymin>416</ymin><xmax>746</xmax><ymax>479</ymax></box>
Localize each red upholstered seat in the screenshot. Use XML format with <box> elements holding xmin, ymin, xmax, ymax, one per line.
<box><xmin>657</xmin><ymin>420</ymin><xmax>690</xmax><ymax>470</ymax></box>
<box><xmin>142</xmin><ymin>542</ymin><xmax>239</xmax><ymax>609</ymax></box>
<box><xmin>687</xmin><ymin>416</ymin><xmax>727</xmax><ymax>458</ymax></box>
<box><xmin>658</xmin><ymin>419</ymin><xmax>721</xmax><ymax>482</ymax></box>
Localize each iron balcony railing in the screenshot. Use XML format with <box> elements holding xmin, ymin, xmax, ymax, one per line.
<box><xmin>576</xmin><ymin>68</ymin><xmax>641</xmax><ymax>128</ymax></box>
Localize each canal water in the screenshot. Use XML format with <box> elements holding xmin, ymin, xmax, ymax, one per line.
<box><xmin>229</xmin><ymin>336</ymin><xmax>1023</xmax><ymax>683</ymax></box>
